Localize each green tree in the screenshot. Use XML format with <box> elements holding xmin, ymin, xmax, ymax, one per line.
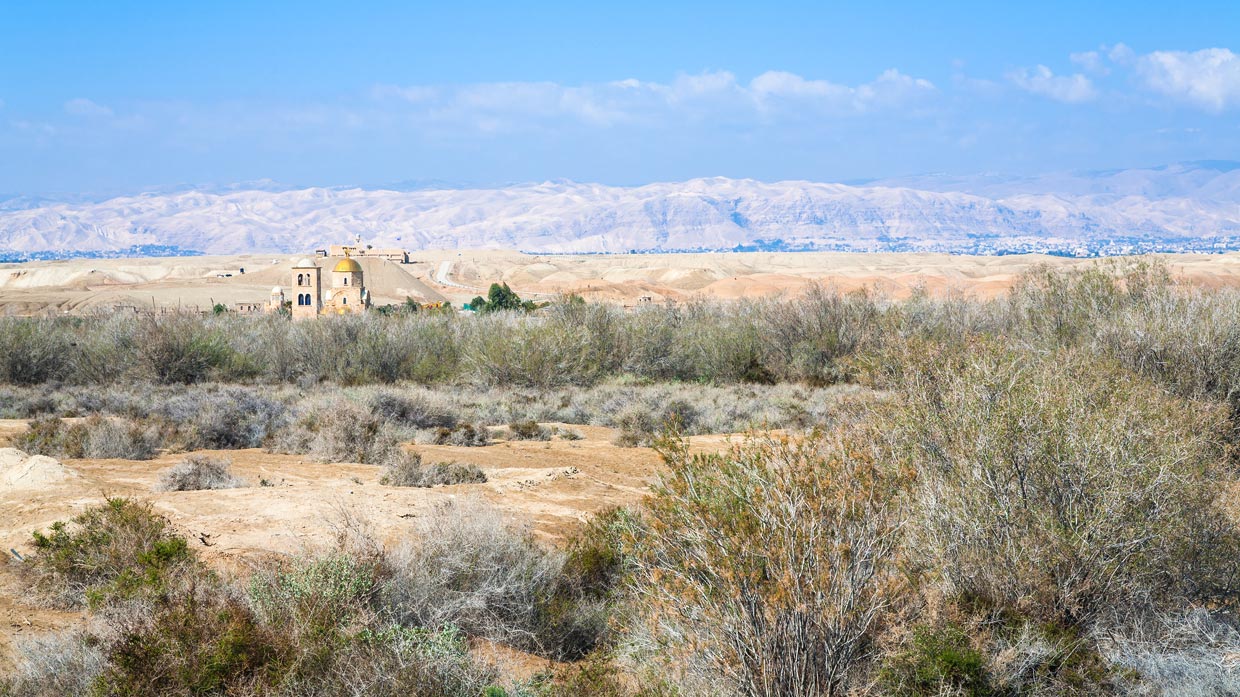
<box><xmin>471</xmin><ymin>283</ymin><xmax>533</xmax><ymax>313</ymax></box>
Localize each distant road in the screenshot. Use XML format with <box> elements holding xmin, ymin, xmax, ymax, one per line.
<box><xmin>434</xmin><ymin>260</ymin><xmax>476</xmax><ymax>290</ymax></box>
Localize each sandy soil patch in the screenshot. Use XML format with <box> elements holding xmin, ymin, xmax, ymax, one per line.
<box><xmin>0</xmin><ymin>421</ymin><xmax>733</xmax><ymax>668</ymax></box>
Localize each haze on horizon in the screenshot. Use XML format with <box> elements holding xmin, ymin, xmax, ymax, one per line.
<box><xmin>3</xmin><ymin>1</ymin><xmax>1240</xmax><ymax>197</ymax></box>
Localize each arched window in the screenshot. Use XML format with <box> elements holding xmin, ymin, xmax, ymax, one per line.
<box><xmin>343</xmin><ymin>277</ymin><xmax>349</xmax><ymax>286</ymax></box>
<box><xmin>342</xmin><ymin>297</ymin><xmax>347</xmax><ymax>305</ymax></box>
<box><xmin>297</xmin><ymin>273</ymin><xmax>304</xmax><ymax>286</ymax></box>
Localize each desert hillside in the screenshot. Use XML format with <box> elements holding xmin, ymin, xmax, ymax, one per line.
<box><xmin>7</xmin><ymin>249</ymin><xmax>1240</xmax><ymax>315</ymax></box>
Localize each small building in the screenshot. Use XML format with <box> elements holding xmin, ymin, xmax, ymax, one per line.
<box><xmin>234</xmin><ymin>302</ymin><xmax>266</xmax><ymax>314</ymax></box>
<box><xmin>268</xmin><ymin>286</ymin><xmax>285</xmax><ymax>312</ymax></box>
<box><xmin>328</xmin><ymin>244</ymin><xmax>408</xmax><ymax>264</ymax></box>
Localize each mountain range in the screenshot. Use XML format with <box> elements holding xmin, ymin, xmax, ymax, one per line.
<box><xmin>2</xmin><ymin>161</ymin><xmax>1239</xmax><ymax>259</ymax></box>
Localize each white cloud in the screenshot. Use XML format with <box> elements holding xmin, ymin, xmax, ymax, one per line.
<box><xmin>1007</xmin><ymin>65</ymin><xmax>1097</xmax><ymax>103</ymax></box>
<box><xmin>64</xmin><ymin>98</ymin><xmax>113</xmax><ymax>117</ymax></box>
<box><xmin>1108</xmin><ymin>43</ymin><xmax>1136</xmax><ymax>65</ymax></box>
<box><xmin>751</xmin><ymin>71</ymin><xmax>849</xmax><ymax>100</ymax></box>
<box><xmin>1134</xmin><ymin>48</ymin><xmax>1240</xmax><ymax>112</ymax></box>
<box><xmin>855</xmin><ymin>69</ymin><xmax>938</xmax><ymax>108</ymax></box>
<box><xmin>1070</xmin><ymin>51</ymin><xmax>1109</xmax><ymax>76</ymax></box>
<box><xmin>750</xmin><ymin>69</ymin><xmax>934</xmax><ymax>113</ymax></box>
<box><xmin>369</xmin><ymin>69</ymin><xmax>936</xmax><ymax>132</ymax></box>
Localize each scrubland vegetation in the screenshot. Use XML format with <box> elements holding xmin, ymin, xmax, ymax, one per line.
<box><xmin>5</xmin><ymin>261</ymin><xmax>1240</xmax><ymax>694</ymax></box>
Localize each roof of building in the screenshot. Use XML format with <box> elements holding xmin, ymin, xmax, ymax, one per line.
<box><xmin>293</xmin><ymin>257</ymin><xmax>317</xmax><ymax>268</ymax></box>
<box><xmin>333</xmin><ymin>258</ymin><xmax>363</xmax><ymax>273</ymax></box>
<box><xmin>271</xmin><ymin>286</ymin><xmax>282</xmax><ymax>294</ymax></box>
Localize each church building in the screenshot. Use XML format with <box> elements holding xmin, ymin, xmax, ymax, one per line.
<box><xmin>277</xmin><ymin>256</ymin><xmax>372</xmax><ymax>319</ymax></box>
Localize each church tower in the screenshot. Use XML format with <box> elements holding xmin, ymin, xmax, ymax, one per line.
<box><xmin>291</xmin><ymin>258</ymin><xmax>321</xmax><ymax>320</ymax></box>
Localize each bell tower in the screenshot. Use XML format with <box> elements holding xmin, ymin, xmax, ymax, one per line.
<box><xmin>291</xmin><ymin>258</ymin><xmax>321</xmax><ymax>320</ymax></box>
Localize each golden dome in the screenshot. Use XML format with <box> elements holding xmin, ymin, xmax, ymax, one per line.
<box><xmin>333</xmin><ymin>258</ymin><xmax>362</xmax><ymax>273</ymax></box>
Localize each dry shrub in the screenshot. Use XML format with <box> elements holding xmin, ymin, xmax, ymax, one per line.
<box><xmin>12</xmin><ymin>501</ymin><xmax>508</xmax><ymax>697</ymax></box>
<box><xmin>1101</xmin><ymin>609</ymin><xmax>1240</xmax><ymax>696</ymax></box>
<box><xmin>0</xmin><ymin>316</ymin><xmax>72</xmax><ymax>386</ymax></box>
<box><xmin>382</xmin><ymin>499</ymin><xmax>607</xmax><ymax>659</ymax></box>
<box><xmin>461</xmin><ymin>313</ymin><xmax>603</xmax><ymax>388</ymax></box>
<box><xmin>379</xmin><ymin>452</ymin><xmax>487</xmax><ymax>487</ymax></box>
<box><xmin>370</xmin><ymin>390</ymin><xmax>458</xmax><ymax>429</ymax></box>
<box><xmin>134</xmin><ymin>315</ymin><xmax>233</xmax><ymax>384</ymax></box>
<box><xmin>754</xmin><ymin>283</ymin><xmax>881</xmax><ymax>385</ymax></box>
<box><xmin>154</xmin><ymin>386</ymin><xmax>288</xmax><ymax>450</ymax></box>
<box><xmin>79</xmin><ymin>416</ymin><xmax>161</xmax><ymax>459</ymax></box>
<box><xmin>15</xmin><ymin>416</ymin><xmax>159</xmax><ymax>460</ymax></box>
<box><xmin>431</xmin><ymin>423</ymin><xmax>489</xmax><ymax>447</ymax></box>
<box><xmin>610</xmin><ymin>398</ymin><xmax>701</xmax><ymax>447</ymax></box>
<box><xmin>0</xmin><ymin>632</ymin><xmax>107</xmax><ymax>697</ymax></box>
<box><xmin>154</xmin><ymin>455</ymin><xmax>246</xmax><ymax>492</ymax></box>
<box><xmin>274</xmin><ymin>624</ymin><xmax>499</xmax><ymax>696</ymax></box>
<box><xmin>874</xmin><ymin>338</ymin><xmax>1240</xmax><ymax>627</ymax></box>
<box><xmin>0</xmin><ymin>387</ymin><xmax>58</xmax><ymax>419</ymax></box>
<box><xmin>272</xmin><ymin>400</ymin><xmax>407</xmax><ymax>464</ymax></box>
<box><xmin>418</xmin><ymin>461</ymin><xmax>487</xmax><ymax>487</ymax></box>
<box><xmin>610</xmin><ymin>406</ymin><xmax>658</xmax><ymax>447</ymax></box>
<box><xmin>627</xmin><ymin>431</ymin><xmax>912</xmax><ymax>696</ymax></box>
<box><xmin>507</xmin><ymin>419</ymin><xmax>551</xmax><ymax>441</ymax></box>
<box><xmin>552</xmin><ymin>426</ymin><xmax>583</xmax><ymax>440</ymax></box>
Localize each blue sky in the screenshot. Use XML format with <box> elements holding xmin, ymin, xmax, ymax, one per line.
<box><xmin>3</xmin><ymin>1</ymin><xmax>1240</xmax><ymax>195</ymax></box>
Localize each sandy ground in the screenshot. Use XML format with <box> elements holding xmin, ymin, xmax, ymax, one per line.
<box><xmin>8</xmin><ymin>250</ymin><xmax>1240</xmax><ymax>314</ymax></box>
<box><xmin>0</xmin><ymin>420</ymin><xmax>738</xmax><ymax>671</ymax></box>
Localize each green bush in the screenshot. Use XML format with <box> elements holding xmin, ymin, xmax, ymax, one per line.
<box><xmin>879</xmin><ymin>624</ymin><xmax>992</xmax><ymax>696</ymax></box>
<box><xmin>248</xmin><ymin>553</ymin><xmax>380</xmax><ymax>651</ymax></box>
<box><xmin>95</xmin><ymin>581</ymin><xmax>291</xmax><ymax>697</ymax></box>
<box><xmin>28</xmin><ymin>498</ymin><xmax>195</xmax><ymax>608</ymax></box>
